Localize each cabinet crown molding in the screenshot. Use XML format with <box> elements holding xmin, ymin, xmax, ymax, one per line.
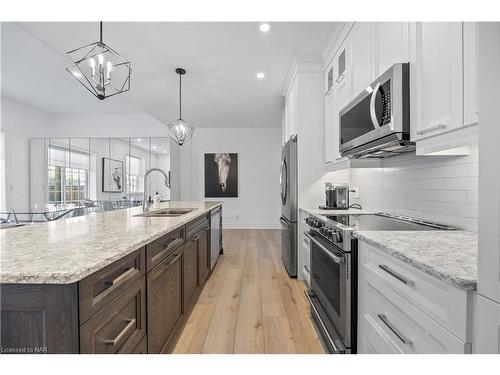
<box><xmin>282</xmin><ymin>57</ymin><xmax>324</xmax><ymax>96</ymax></box>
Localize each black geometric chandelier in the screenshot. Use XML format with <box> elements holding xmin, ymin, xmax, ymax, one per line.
<box><xmin>168</xmin><ymin>68</ymin><xmax>195</xmax><ymax>146</ymax></box>
<box><xmin>66</xmin><ymin>22</ymin><xmax>131</xmax><ymax>100</ymax></box>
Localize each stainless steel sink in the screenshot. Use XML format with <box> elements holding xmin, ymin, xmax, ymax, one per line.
<box><xmin>134</xmin><ymin>208</ymin><xmax>196</xmax><ymax>218</ymax></box>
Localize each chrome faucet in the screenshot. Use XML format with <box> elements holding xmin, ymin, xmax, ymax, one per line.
<box><xmin>142</xmin><ymin>168</ymin><xmax>171</xmax><ymax>212</ymax></box>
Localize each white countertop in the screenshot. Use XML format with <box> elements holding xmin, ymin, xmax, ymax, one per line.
<box><xmin>0</xmin><ymin>201</ymin><xmax>222</xmax><ymax>284</ymax></box>
<box><xmin>301</xmin><ymin>207</ymin><xmax>478</xmax><ymax>290</ymax></box>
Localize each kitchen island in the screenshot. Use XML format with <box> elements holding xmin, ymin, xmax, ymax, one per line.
<box><xmin>0</xmin><ymin>201</ymin><xmax>223</xmax><ymax>354</ymax></box>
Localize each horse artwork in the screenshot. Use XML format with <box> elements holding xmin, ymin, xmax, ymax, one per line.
<box><xmin>102</xmin><ymin>157</ymin><xmax>123</xmax><ymax>193</ymax></box>
<box><xmin>204</xmin><ymin>153</ymin><xmax>238</xmax><ymax>197</ymax></box>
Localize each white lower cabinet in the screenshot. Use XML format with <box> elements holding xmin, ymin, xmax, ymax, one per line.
<box><xmin>358</xmin><ymin>268</ymin><xmax>467</xmax><ymax>353</ymax></box>
<box><xmin>298</xmin><ymin>210</ymin><xmax>311</xmax><ymax>285</ymax></box>
<box><xmin>474</xmin><ymin>296</ymin><xmax>500</xmax><ymax>353</ymax></box>
<box><xmin>358</xmin><ymin>241</ymin><xmax>473</xmax><ymax>354</ymax></box>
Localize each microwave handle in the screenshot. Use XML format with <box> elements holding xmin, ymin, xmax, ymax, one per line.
<box><xmin>369</xmin><ymin>81</ymin><xmax>381</xmax><ymax>129</ymax></box>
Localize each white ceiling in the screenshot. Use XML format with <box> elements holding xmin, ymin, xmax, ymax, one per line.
<box><xmin>2</xmin><ymin>22</ymin><xmax>338</xmax><ymax>128</ymax></box>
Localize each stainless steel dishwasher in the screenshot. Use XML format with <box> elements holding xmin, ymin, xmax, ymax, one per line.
<box><xmin>210</xmin><ymin>207</ymin><xmax>222</xmax><ymax>270</ymax></box>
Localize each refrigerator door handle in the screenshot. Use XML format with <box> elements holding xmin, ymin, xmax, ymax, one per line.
<box><xmin>280</xmin><ymin>157</ymin><xmax>288</xmax><ymax>205</ymax></box>
<box><xmin>280</xmin><ymin>217</ymin><xmax>290</xmax><ymax>228</ymax></box>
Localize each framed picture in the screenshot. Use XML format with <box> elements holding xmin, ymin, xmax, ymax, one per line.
<box><xmin>102</xmin><ymin>157</ymin><xmax>124</xmax><ymax>193</ymax></box>
<box><xmin>204</xmin><ymin>153</ymin><xmax>238</xmax><ymax>198</ymax></box>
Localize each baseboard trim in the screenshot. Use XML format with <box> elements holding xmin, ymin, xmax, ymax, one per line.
<box><xmin>223</xmin><ymin>223</ymin><xmax>281</xmax><ymax>230</ymax></box>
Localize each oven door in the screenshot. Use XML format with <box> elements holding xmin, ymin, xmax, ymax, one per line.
<box><xmin>307</xmin><ymin>231</ymin><xmax>350</xmax><ymax>346</ymax></box>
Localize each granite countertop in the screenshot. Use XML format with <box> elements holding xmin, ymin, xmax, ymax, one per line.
<box><xmin>353</xmin><ymin>230</ymin><xmax>478</xmax><ymax>290</ymax></box>
<box><xmin>0</xmin><ymin>201</ymin><xmax>222</xmax><ymax>285</ymax></box>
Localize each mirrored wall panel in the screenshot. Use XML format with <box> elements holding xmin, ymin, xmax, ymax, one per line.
<box><xmin>28</xmin><ymin>137</ymin><xmax>179</xmax><ymax>217</ymax></box>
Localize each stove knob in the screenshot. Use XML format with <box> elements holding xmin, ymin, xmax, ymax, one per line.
<box><xmin>305</xmin><ymin>217</ymin><xmax>311</xmax><ymax>225</ymax></box>
<box><xmin>326</xmin><ymin>229</ymin><xmax>333</xmax><ymax>238</ymax></box>
<box><xmin>320</xmin><ymin>227</ymin><xmax>327</xmax><ymax>235</ymax></box>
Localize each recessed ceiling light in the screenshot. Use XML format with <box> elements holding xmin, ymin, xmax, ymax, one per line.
<box><xmin>256</xmin><ymin>72</ymin><xmax>265</xmax><ymax>80</ymax></box>
<box><xmin>152</xmin><ymin>145</ymin><xmax>157</xmax><ymax>149</ymax></box>
<box><xmin>137</xmin><ymin>138</ymin><xmax>142</xmax><ymax>142</ymax></box>
<box><xmin>163</xmin><ymin>150</ymin><xmax>167</xmax><ymax>154</ymax></box>
<box><xmin>259</xmin><ymin>23</ymin><xmax>270</xmax><ymax>33</ymax></box>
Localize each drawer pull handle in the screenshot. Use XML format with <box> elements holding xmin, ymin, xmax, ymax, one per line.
<box><xmin>379</xmin><ymin>264</ymin><xmax>415</xmax><ymax>286</ymax></box>
<box><xmin>104</xmin><ymin>318</ymin><xmax>136</xmax><ymax>346</ymax></box>
<box><xmin>105</xmin><ymin>267</ymin><xmax>136</xmax><ymax>286</ymax></box>
<box><xmin>377</xmin><ymin>314</ymin><xmax>412</xmax><ymax>346</ymax></box>
<box><xmin>192</xmin><ymin>236</ymin><xmax>200</xmax><ymax>242</ymax></box>
<box><xmin>166</xmin><ymin>252</ymin><xmax>182</xmax><ymax>266</ymax></box>
<box><xmin>416</xmin><ymin>123</ymin><xmax>446</xmax><ymax>135</ymax></box>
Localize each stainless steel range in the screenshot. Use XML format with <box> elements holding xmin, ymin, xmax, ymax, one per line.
<box><xmin>304</xmin><ymin>212</ymin><xmax>455</xmax><ymax>354</ymax></box>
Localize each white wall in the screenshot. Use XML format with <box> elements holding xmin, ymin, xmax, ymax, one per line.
<box><xmin>349</xmin><ymin>147</ymin><xmax>478</xmax><ymax>231</ymax></box>
<box><xmin>0</xmin><ymin>97</ymin><xmax>54</xmax><ymax>210</ymax></box>
<box><xmin>179</xmin><ymin>128</ymin><xmax>281</xmax><ymax>229</ymax></box>
<box><xmin>50</xmin><ymin>113</ymin><xmax>170</xmax><ymax>138</ymax></box>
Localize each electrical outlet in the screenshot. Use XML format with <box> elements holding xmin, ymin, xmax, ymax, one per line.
<box><xmin>236</xmin><ymin>214</ymin><xmax>240</xmax><ymax>220</ymax></box>
<box><xmin>351</xmin><ymin>187</ymin><xmax>360</xmax><ymax>199</ymax></box>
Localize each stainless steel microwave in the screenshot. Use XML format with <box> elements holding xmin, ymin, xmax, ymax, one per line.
<box><xmin>339</xmin><ymin>63</ymin><xmax>413</xmax><ymax>158</ymax></box>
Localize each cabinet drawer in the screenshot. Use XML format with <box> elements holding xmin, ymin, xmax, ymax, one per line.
<box><xmin>359</xmin><ymin>241</ymin><xmax>469</xmax><ymax>341</ymax></box>
<box><xmin>146</xmin><ymin>227</ymin><xmax>185</xmax><ymax>271</ymax></box>
<box><xmin>186</xmin><ymin>214</ymin><xmax>209</xmax><ymax>240</ymax></box>
<box><xmin>132</xmin><ymin>335</ymin><xmax>147</xmax><ymax>354</ymax></box>
<box><xmin>359</xmin><ymin>268</ymin><xmax>466</xmax><ymax>353</ymax></box>
<box><xmin>80</xmin><ymin>277</ymin><xmax>146</xmax><ymax>353</ymax></box>
<box><xmin>79</xmin><ymin>248</ymin><xmax>145</xmax><ymax>324</ymax></box>
<box><xmin>359</xmin><ymin>313</ymin><xmax>401</xmax><ymax>354</ymax></box>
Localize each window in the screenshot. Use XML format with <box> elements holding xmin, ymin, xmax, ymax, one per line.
<box><xmin>48</xmin><ymin>166</ymin><xmax>88</xmax><ymax>204</ymax></box>
<box><xmin>48</xmin><ymin>145</ymin><xmax>89</xmax><ymax>204</ymax></box>
<box><xmin>126</xmin><ymin>155</ymin><xmax>144</xmax><ymax>193</ymax></box>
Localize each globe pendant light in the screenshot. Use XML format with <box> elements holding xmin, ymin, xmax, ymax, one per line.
<box><xmin>66</xmin><ymin>22</ymin><xmax>131</xmax><ymax>100</ymax></box>
<box><xmin>168</xmin><ymin>68</ymin><xmax>195</xmax><ymax>146</ymax></box>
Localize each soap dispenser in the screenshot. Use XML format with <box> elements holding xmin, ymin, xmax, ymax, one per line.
<box><xmin>153</xmin><ymin>192</ymin><xmax>161</xmax><ymax>209</ymax></box>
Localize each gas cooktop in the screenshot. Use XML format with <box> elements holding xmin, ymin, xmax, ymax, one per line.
<box><xmin>319</xmin><ymin>212</ymin><xmax>456</xmax><ymax>231</ymax></box>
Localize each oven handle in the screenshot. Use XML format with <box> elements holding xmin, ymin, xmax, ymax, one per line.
<box><xmin>305</xmin><ymin>232</ymin><xmax>344</xmax><ymax>264</ymax></box>
<box><xmin>304</xmin><ymin>291</ymin><xmax>344</xmax><ymax>354</ymax></box>
<box><xmin>370</xmin><ymin>81</ymin><xmax>381</xmax><ymax>129</ymax></box>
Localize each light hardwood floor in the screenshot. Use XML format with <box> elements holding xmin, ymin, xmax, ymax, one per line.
<box><xmin>173</xmin><ymin>229</ymin><xmax>325</xmax><ymax>354</ymax></box>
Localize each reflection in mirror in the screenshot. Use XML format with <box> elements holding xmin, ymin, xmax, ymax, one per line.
<box><xmin>149</xmin><ymin>137</ymin><xmax>171</xmax><ymax>203</ymax></box>
<box><xmin>25</xmin><ymin>137</ymin><xmax>176</xmax><ymax>220</ymax></box>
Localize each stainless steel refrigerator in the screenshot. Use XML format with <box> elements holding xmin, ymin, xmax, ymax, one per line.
<box><xmin>280</xmin><ymin>135</ymin><xmax>298</xmax><ymax>277</ymax></box>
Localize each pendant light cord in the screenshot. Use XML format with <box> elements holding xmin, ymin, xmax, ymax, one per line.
<box><xmin>179</xmin><ymin>73</ymin><xmax>182</xmax><ymax>119</ymax></box>
<box><xmin>99</xmin><ymin>21</ymin><xmax>103</xmax><ymax>44</ymax></box>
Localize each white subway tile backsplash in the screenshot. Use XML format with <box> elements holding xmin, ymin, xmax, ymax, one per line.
<box><xmin>466</xmin><ymin>191</ymin><xmax>478</xmax><ymax>205</ymax></box>
<box><xmin>350</xmin><ymin>145</ymin><xmax>478</xmax><ymax>231</ymax></box>
<box><xmin>466</xmin><ymin>163</ymin><xmax>478</xmax><ymax>176</ymax></box>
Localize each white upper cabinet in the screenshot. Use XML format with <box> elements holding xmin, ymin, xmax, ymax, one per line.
<box><xmin>283</xmin><ymin>77</ymin><xmax>298</xmax><ymax>143</ymax></box>
<box><xmin>350</xmin><ymin>22</ymin><xmax>374</xmax><ymax>98</ymax></box>
<box><xmin>463</xmin><ymin>22</ymin><xmax>479</xmax><ymax>127</ymax></box>
<box><xmin>410</xmin><ymin>22</ymin><xmax>464</xmax><ymax>141</ymax></box>
<box><xmin>375</xmin><ymin>22</ymin><xmax>410</xmax><ymax>75</ymax></box>
<box><xmin>324</xmin><ymin>41</ymin><xmax>351</xmax><ymax>164</ymax></box>
<box><xmin>324</xmin><ymin>88</ymin><xmax>337</xmax><ymax>163</ymax></box>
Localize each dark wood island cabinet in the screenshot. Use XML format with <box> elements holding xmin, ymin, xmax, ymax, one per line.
<box><xmin>0</xmin><ymin>204</ymin><xmax>222</xmax><ymax>354</ymax></box>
